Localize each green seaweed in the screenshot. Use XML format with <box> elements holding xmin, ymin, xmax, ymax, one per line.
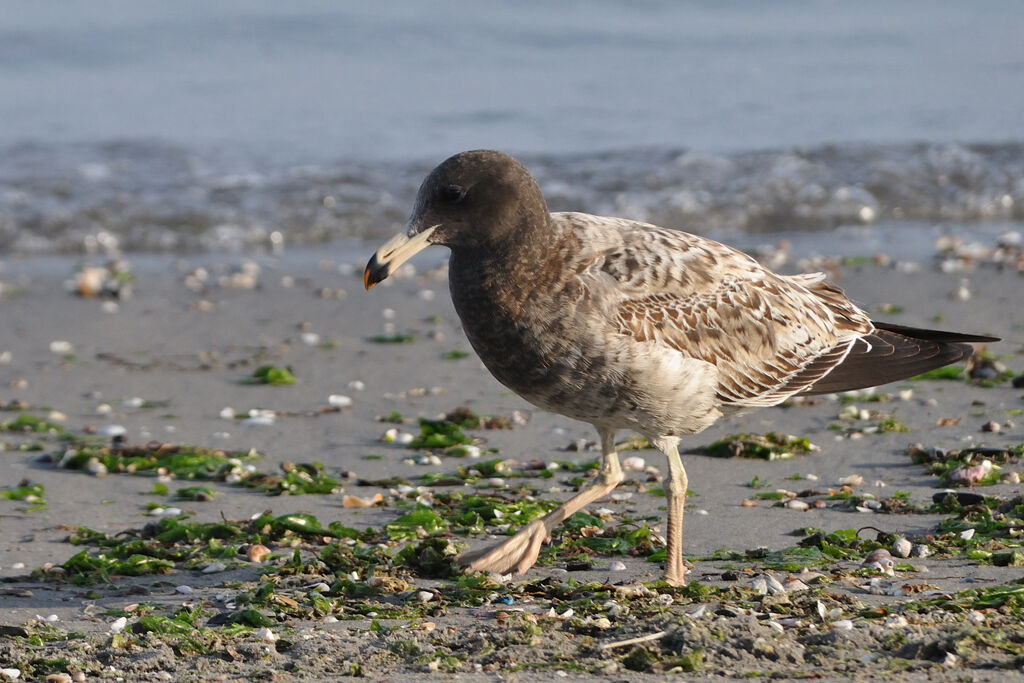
<box><xmin>409</xmin><ymin>418</ymin><xmax>474</xmax><ymax>449</ymax></box>
<box><xmin>246</xmin><ymin>364</ymin><xmax>296</xmax><ymax>385</ymax></box>
<box><xmin>0</xmin><ymin>414</ymin><xmax>65</xmax><ymax>434</ymax></box>
<box><xmin>912</xmin><ymin>366</ymin><xmax>965</xmax><ymax>381</ymax></box>
<box><xmin>385</xmin><ymin>507</ymin><xmax>450</xmax><ymax>541</ymax></box>
<box><xmin>701</xmin><ymin>432</ymin><xmax>818</xmax><ymax>460</ymax></box>
<box><xmin>369</xmin><ymin>334</ymin><xmax>415</xmax><ymax>344</ymax></box>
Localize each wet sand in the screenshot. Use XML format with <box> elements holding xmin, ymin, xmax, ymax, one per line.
<box><xmin>0</xmin><ymin>238</ymin><xmax>1021</xmax><ymax>681</ymax></box>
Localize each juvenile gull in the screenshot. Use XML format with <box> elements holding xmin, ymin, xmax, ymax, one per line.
<box><xmin>364</xmin><ymin>150</ymin><xmax>998</xmax><ymax>586</ymax></box>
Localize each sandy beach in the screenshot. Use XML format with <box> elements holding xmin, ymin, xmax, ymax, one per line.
<box><xmin>0</xmin><ymin>235</ymin><xmax>1022</xmax><ymax>681</ymax></box>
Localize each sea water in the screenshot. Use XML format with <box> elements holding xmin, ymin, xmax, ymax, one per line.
<box><xmin>1</xmin><ymin>0</ymin><xmax>1022</xmax><ymax>254</ymax></box>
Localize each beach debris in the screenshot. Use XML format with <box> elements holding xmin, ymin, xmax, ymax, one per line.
<box><xmin>980</xmin><ymin>420</ymin><xmax>1001</xmax><ymax>433</ymax></box>
<box><xmin>910</xmin><ymin>544</ymin><xmax>933</xmax><ymax>559</ymax></box>
<box><xmin>241</xmin><ymin>409</ymin><xmax>276</xmax><ymax>426</ymax></box>
<box><xmin>949</xmin><ymin>459</ymin><xmax>994</xmax><ymax>485</ymax></box>
<box><xmin>622</xmin><ymin>456</ymin><xmax>646</xmax><ymax>471</ymax></box>
<box><xmin>965</xmin><ymin>350</ymin><xmax>1011</xmax><ymax>383</ymax></box>
<box><xmin>70</xmin><ymin>261</ymin><xmax>133</xmax><ymax>299</ymax></box>
<box><xmin>839</xmin><ymin>474</ymin><xmax>864</xmax><ymax>487</ymax></box>
<box><xmin>909</xmin><ymin>445</ymin><xmax>1012</xmax><ymax>487</ymax></box>
<box><xmin>245</xmin><ymin>544</ymin><xmax>271</xmax><ymax>563</ymax></box>
<box><xmin>891</xmin><ymin>537</ymin><xmax>913</xmax><ymax>558</ymax></box>
<box><xmin>700</xmin><ymin>432</ymin><xmax>819</xmax><ymax>460</ymax></box>
<box><xmin>328</xmin><ymin>394</ymin><xmax>353</xmax><ymax>408</ymax></box>
<box><xmin>342</xmin><ymin>493</ymin><xmax>384</xmax><ymax>508</ymax></box>
<box><xmin>246</xmin><ymin>365</ymin><xmax>296</xmax><ymax>385</ymax></box>
<box><xmin>951</xmin><ymin>278</ymin><xmax>972</xmax><ymax>301</ymax></box>
<box><xmin>218</xmin><ymin>261</ymin><xmax>261</xmax><ymax>289</ymax></box>
<box><xmin>861</xmin><ymin>548</ymin><xmax>896</xmax><ymax>575</ymax></box>
<box><xmin>108</xmin><ymin>616</ymin><xmax>128</xmax><ymax>634</ymax></box>
<box><xmin>96</xmin><ymin>424</ymin><xmax>126</xmax><ymax>438</ymax></box>
<box><xmin>48</xmin><ymin>340</ymin><xmax>74</xmax><ymax>355</ymax></box>
<box><xmin>254</xmin><ymin>627</ymin><xmax>277</xmax><ymax>643</ymax></box>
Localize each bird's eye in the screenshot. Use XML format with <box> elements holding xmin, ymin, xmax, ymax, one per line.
<box><xmin>440</xmin><ymin>184</ymin><xmax>466</xmax><ymax>203</ymax></box>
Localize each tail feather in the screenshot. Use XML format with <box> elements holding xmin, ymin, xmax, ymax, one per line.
<box><xmin>802</xmin><ymin>322</ymin><xmax>999</xmax><ymax>395</ymax></box>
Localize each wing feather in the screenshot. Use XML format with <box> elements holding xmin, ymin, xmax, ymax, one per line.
<box><xmin>560</xmin><ymin>213</ymin><xmax>872</xmax><ymax>407</ymax></box>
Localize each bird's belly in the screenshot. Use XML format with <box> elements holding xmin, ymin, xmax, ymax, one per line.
<box><xmin>460</xmin><ymin>313</ymin><xmax>722</xmax><ymax>436</ymax></box>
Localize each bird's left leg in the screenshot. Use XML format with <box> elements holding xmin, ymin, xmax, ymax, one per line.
<box><xmin>653</xmin><ymin>435</ymin><xmax>688</xmax><ymax>586</ymax></box>
<box><xmin>459</xmin><ymin>426</ymin><xmax>624</xmax><ymax>577</ymax></box>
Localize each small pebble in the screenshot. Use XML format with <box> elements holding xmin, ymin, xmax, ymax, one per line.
<box><xmin>255</xmin><ymin>627</ymin><xmax>277</xmax><ymax>643</ymax></box>
<box><xmin>981</xmin><ymin>420</ymin><xmax>1000</xmax><ymax>433</ymax></box>
<box><xmin>246</xmin><ymin>544</ymin><xmax>271</xmax><ymax>563</ymax></box>
<box><xmin>86</xmin><ymin>458</ymin><xmax>108</xmax><ymax>476</ymax></box>
<box><xmin>0</xmin><ymin>669</ymin><xmax>20</xmax><ymax>681</ymax></box>
<box><xmin>784</xmin><ymin>499</ymin><xmax>810</xmax><ymax>511</ymax></box>
<box><xmin>96</xmin><ymin>424</ymin><xmax>126</xmax><ymax>438</ymax></box>
<box><xmin>49</xmin><ymin>340</ymin><xmax>74</xmax><ymax>355</ymax></box>
<box><xmin>910</xmin><ymin>544</ymin><xmax>933</xmax><ymax>559</ymax></box>
<box><xmin>45</xmin><ymin>674</ymin><xmax>72</xmax><ymax>683</ymax></box>
<box><xmin>622</xmin><ymin>456</ymin><xmax>646</xmax><ymax>471</ymax></box>
<box><xmin>202</xmin><ymin>562</ymin><xmax>227</xmax><ymax>573</ymax></box>
<box><xmin>783</xmin><ymin>578</ymin><xmax>810</xmax><ymax>593</ymax></box>
<box><xmin>328</xmin><ymin>394</ymin><xmax>353</xmax><ymax>408</ymax></box>
<box><xmin>764</xmin><ymin>573</ymin><xmax>786</xmax><ymax>595</ymax></box>
<box><xmin>175</xmin><ymin>585</ymin><xmax>194</xmax><ymax>594</ymax></box>
<box><xmin>608</xmin><ymin>560</ymin><xmax>627</xmax><ymax>571</ymax></box>
<box><xmin>891</xmin><ymin>537</ymin><xmax>913</xmax><ymax>558</ymax></box>
<box><xmin>109</xmin><ymin>616</ymin><xmax>128</xmax><ymax>634</ymax></box>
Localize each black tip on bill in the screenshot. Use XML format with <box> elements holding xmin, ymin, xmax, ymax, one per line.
<box><xmin>364</xmin><ymin>255</ymin><xmax>388</xmax><ymax>290</ymax></box>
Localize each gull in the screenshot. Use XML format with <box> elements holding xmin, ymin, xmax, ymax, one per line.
<box><xmin>364</xmin><ymin>150</ymin><xmax>997</xmax><ymax>585</ymax></box>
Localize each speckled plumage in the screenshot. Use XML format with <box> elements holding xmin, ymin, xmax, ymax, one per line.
<box><xmin>365</xmin><ymin>150</ymin><xmax>997</xmax><ymax>585</ymax></box>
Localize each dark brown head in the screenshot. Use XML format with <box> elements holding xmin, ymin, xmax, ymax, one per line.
<box><xmin>364</xmin><ymin>150</ymin><xmax>548</xmax><ymax>288</ymax></box>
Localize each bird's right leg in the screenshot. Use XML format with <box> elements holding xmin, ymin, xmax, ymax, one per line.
<box><xmin>459</xmin><ymin>427</ymin><xmax>624</xmax><ymax>577</ymax></box>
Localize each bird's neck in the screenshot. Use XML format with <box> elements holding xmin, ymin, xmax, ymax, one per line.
<box><xmin>448</xmin><ymin>217</ymin><xmax>576</xmax><ymax>322</ymax></box>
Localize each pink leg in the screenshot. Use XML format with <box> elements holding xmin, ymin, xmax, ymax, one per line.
<box><xmin>459</xmin><ymin>427</ymin><xmax>624</xmax><ymax>577</ymax></box>
<box><xmin>655</xmin><ymin>436</ymin><xmax>688</xmax><ymax>586</ymax></box>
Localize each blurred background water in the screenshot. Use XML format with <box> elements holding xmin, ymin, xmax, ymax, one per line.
<box><xmin>1</xmin><ymin>0</ymin><xmax>1022</xmax><ymax>253</ymax></box>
